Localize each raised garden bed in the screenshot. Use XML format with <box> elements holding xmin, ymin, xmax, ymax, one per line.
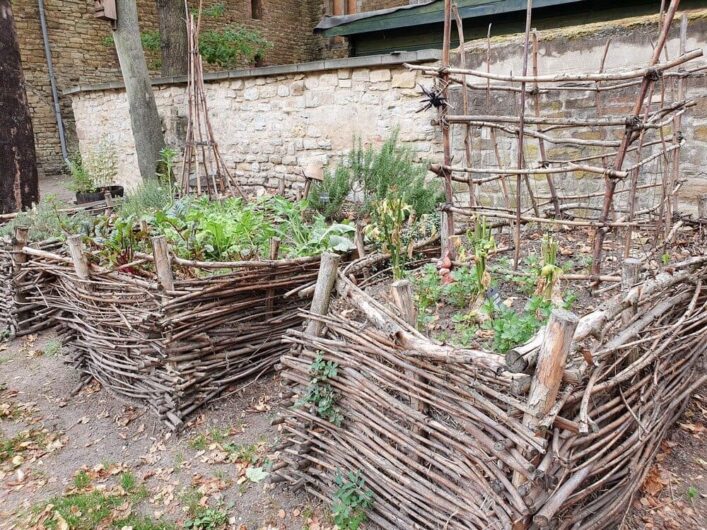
<box><xmin>275</xmin><ymin>250</ymin><xmax>707</xmax><ymax>528</ymax></box>
<box><xmin>24</xmin><ymin>195</ymin><xmax>359</xmax><ymax>430</ymax></box>
<box><xmin>0</xmin><ymin>199</ymin><xmax>114</xmax><ymax>338</ymax></box>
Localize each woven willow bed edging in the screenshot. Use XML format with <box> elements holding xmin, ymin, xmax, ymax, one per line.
<box><xmin>275</xmin><ymin>255</ymin><xmax>707</xmax><ymax>529</ymax></box>
<box><xmin>25</xmin><ymin>236</ymin><xmax>328</xmax><ymax>430</ymax></box>
<box><xmin>1</xmin><ymin>231</ymin><xmax>62</xmax><ymax>337</ymax></box>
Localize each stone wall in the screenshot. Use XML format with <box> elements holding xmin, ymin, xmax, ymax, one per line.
<box><xmin>69</xmin><ymin>52</ymin><xmax>441</xmax><ymax>195</ymax></box>
<box><xmin>67</xmin><ymin>11</ymin><xmax>707</xmax><ymax>212</ymax></box>
<box><xmin>14</xmin><ymin>0</ymin><xmax>325</xmax><ymax>177</ymax></box>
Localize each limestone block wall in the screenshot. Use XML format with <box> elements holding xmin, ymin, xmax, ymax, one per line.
<box><xmin>69</xmin><ymin>52</ymin><xmax>443</xmax><ymax>195</ymax></box>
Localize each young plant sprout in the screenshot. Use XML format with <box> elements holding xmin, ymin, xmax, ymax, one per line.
<box><xmin>535</xmin><ymin>234</ymin><xmax>563</xmax><ymax>304</ymax></box>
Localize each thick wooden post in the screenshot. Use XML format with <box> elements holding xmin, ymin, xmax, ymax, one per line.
<box><xmin>514</xmin><ymin>309</ymin><xmax>578</xmax><ymax>488</ymax></box>
<box><xmin>151</xmin><ymin>236</ymin><xmax>174</xmax><ymax>292</ymax></box>
<box><xmin>67</xmin><ymin>235</ymin><xmax>90</xmax><ymax>281</ymax></box>
<box><xmin>305</xmin><ymin>252</ymin><xmax>341</xmax><ymax>337</ymax></box>
<box><xmin>621</xmin><ymin>257</ymin><xmax>641</xmax><ymax>363</ymax></box>
<box><xmin>526</xmin><ymin>309</ymin><xmax>578</xmax><ymax>426</ymax></box>
<box><xmin>391</xmin><ymin>280</ymin><xmax>417</xmax><ymax>327</ymax></box>
<box><xmin>391</xmin><ymin>278</ymin><xmax>427</xmax><ymax>459</ymax></box>
<box><xmin>11</xmin><ymin>226</ymin><xmax>29</xmax><ymax>330</ymax></box>
<box><xmin>11</xmin><ymin>226</ymin><xmax>28</xmax><ymax>269</ymax></box>
<box><xmin>621</xmin><ymin>258</ymin><xmax>641</xmax><ymax>292</ymax></box>
<box><xmin>698</xmin><ymin>194</ymin><xmax>707</xmax><ymax>220</ymax></box>
<box><xmin>104</xmin><ymin>190</ymin><xmax>114</xmax><ymax>215</ymax></box>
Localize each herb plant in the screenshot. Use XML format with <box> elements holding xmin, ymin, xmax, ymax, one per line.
<box><xmin>310</xmin><ymin>131</ymin><xmax>443</xmax><ymax>221</ymax></box>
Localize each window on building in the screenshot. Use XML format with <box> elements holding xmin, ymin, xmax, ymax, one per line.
<box><xmin>251</xmin><ymin>0</ymin><xmax>263</xmax><ymax>19</ymax></box>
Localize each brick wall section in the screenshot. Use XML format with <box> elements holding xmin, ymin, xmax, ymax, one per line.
<box><xmin>358</xmin><ymin>0</ymin><xmax>410</xmax><ymax>12</ymax></box>
<box><xmin>14</xmin><ymin>0</ymin><xmax>326</xmax><ymax>177</ymax></box>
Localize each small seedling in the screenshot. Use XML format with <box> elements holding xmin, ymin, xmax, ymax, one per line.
<box><xmin>189</xmin><ymin>433</ymin><xmax>208</xmax><ymax>451</ymax></box>
<box><xmin>687</xmin><ymin>485</ymin><xmax>699</xmax><ymax>501</ymax></box>
<box><xmin>73</xmin><ymin>470</ymin><xmax>91</xmax><ymax>489</ymax></box>
<box><xmin>119</xmin><ymin>471</ymin><xmax>137</xmax><ymax>492</ymax></box>
<box><xmin>184</xmin><ymin>507</ymin><xmax>228</xmax><ymax>530</ymax></box>
<box><xmin>43</xmin><ymin>339</ymin><xmax>62</xmax><ymax>356</ymax></box>
<box><xmin>297</xmin><ymin>353</ymin><xmax>343</xmax><ymax>426</ymax></box>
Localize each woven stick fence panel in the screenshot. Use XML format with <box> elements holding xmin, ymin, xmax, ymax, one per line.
<box><xmin>276</xmin><ymin>256</ymin><xmax>707</xmax><ymax>529</ymax></box>
<box><xmin>1</xmin><ymin>236</ymin><xmax>63</xmax><ymax>337</ymax></box>
<box><xmin>406</xmin><ymin>0</ymin><xmax>706</xmax><ymax>278</ymax></box>
<box><xmin>26</xmin><ymin>245</ymin><xmax>324</xmax><ymax>430</ymax></box>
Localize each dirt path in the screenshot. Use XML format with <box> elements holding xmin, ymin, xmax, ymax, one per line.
<box><xmin>0</xmin><ymin>331</ymin><xmax>330</xmax><ymax>530</ymax></box>
<box><xmin>1</xmin><ymin>330</ymin><xmax>704</xmax><ymax>529</ymax></box>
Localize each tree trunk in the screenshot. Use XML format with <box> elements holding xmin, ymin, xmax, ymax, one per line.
<box><xmin>113</xmin><ymin>0</ymin><xmax>165</xmax><ymax>181</ymax></box>
<box><xmin>156</xmin><ymin>0</ymin><xmax>188</xmax><ymax>77</ymax></box>
<box><xmin>0</xmin><ymin>0</ymin><xmax>39</xmax><ymax>214</ymax></box>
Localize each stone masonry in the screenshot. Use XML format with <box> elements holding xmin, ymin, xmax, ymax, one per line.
<box><xmin>69</xmin><ymin>52</ymin><xmax>441</xmax><ymax>196</ymax></box>
<box><xmin>67</xmin><ymin>11</ymin><xmax>707</xmax><ymax>213</ymax></box>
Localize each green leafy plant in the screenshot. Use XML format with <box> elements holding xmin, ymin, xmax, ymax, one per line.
<box><xmin>297</xmin><ymin>353</ymin><xmax>343</xmax><ymax>426</ymax></box>
<box><xmin>352</xmin><ymin>132</ymin><xmax>442</xmax><ymax>217</ymax></box>
<box><xmin>183</xmin><ymin>507</ymin><xmax>228</xmax><ymax>530</ymax></box>
<box><xmin>482</xmin><ymin>296</ymin><xmax>552</xmax><ymax>353</ymax></box>
<box><xmin>73</xmin><ymin>470</ymin><xmax>91</xmax><ymax>490</ymax></box>
<box><xmin>332</xmin><ymin>471</ymin><xmax>374</xmax><ymax>530</ymax></box>
<box><xmin>309</xmin><ymin>166</ymin><xmax>352</xmax><ymax>220</ymax></box>
<box><xmin>66</xmin><ymin>142</ymin><xmax>117</xmax><ymax>193</ymax></box>
<box><xmin>66</xmin><ymin>152</ymin><xmax>94</xmax><ymax>193</ymax></box>
<box><xmin>483</xmin><ymin>307</ymin><xmax>542</xmax><ymax>353</ymax></box>
<box><xmin>0</xmin><ymin>195</ymin><xmax>93</xmax><ymax>242</ymax></box>
<box><xmin>140</xmin><ymin>30</ymin><xmax>161</xmax><ymax>52</ymax></box>
<box><xmin>199</xmin><ymin>25</ymin><xmax>272</xmax><ymax>68</ymax></box>
<box><xmin>200</xmin><ymin>3</ymin><xmax>226</xmax><ymax>17</ymax></box>
<box><xmin>157</xmin><ymin>147</ymin><xmax>179</xmax><ymax>186</ymax></box>
<box><xmin>310</xmin><ymin>131</ymin><xmax>443</xmax><ymax>221</ymax></box>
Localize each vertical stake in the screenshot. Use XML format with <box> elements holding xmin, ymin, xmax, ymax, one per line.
<box><xmin>104</xmin><ymin>190</ymin><xmax>114</xmax><ymax>215</ymax></box>
<box><xmin>391</xmin><ymin>279</ymin><xmax>417</xmax><ymax>327</ymax></box>
<box><xmin>305</xmin><ymin>252</ymin><xmax>341</xmax><ymax>338</ymax></box>
<box><xmin>265</xmin><ymin>237</ymin><xmax>281</xmax><ymax>317</ymax></box>
<box><xmin>514</xmin><ymin>309</ymin><xmax>578</xmax><ymax>488</ymax></box>
<box><xmin>151</xmin><ymin>236</ymin><xmax>174</xmax><ymax>292</ymax></box>
<box><xmin>67</xmin><ymin>234</ymin><xmax>90</xmax><ymax>281</ymax></box>
<box><xmin>621</xmin><ymin>258</ymin><xmax>641</xmax><ymax>292</ymax></box>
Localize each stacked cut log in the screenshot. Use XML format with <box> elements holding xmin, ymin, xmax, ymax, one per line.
<box><xmin>1</xmin><ymin>234</ymin><xmax>63</xmax><ymax>337</ymax></box>
<box><xmin>275</xmin><ymin>254</ymin><xmax>707</xmax><ymax>529</ymax></box>
<box><xmin>25</xmin><ymin>239</ymin><xmax>325</xmax><ymax>430</ymax></box>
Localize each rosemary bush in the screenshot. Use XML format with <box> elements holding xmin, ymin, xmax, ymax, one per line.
<box><xmin>310</xmin><ymin>131</ymin><xmax>443</xmax><ymax>220</ymax></box>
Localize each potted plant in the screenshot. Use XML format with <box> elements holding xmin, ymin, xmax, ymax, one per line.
<box><xmin>67</xmin><ymin>144</ymin><xmax>123</xmax><ymax>204</ymax></box>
